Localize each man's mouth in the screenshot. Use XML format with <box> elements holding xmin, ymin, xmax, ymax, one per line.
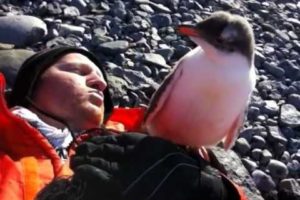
<box><xmin>89</xmin><ymin>90</ymin><xmax>104</xmax><ymax>105</ymax></box>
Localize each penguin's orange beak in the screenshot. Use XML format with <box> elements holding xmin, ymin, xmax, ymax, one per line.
<box><xmin>177</xmin><ymin>25</ymin><xmax>200</xmax><ymax>37</ymax></box>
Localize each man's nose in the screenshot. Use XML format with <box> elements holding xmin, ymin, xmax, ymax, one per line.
<box><xmin>86</xmin><ymin>72</ymin><xmax>107</xmax><ymax>91</ymax></box>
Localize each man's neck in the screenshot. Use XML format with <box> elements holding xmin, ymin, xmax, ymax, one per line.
<box><xmin>28</xmin><ymin>107</ymin><xmax>66</xmax><ymax>130</ymax></box>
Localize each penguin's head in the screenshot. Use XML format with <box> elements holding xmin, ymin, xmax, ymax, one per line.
<box><xmin>177</xmin><ymin>11</ymin><xmax>255</xmax><ymax>62</ymax></box>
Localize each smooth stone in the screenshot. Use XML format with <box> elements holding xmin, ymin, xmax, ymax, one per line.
<box><xmin>59</xmin><ymin>24</ymin><xmax>85</xmax><ymax>37</ymax></box>
<box><xmin>0</xmin><ymin>15</ymin><xmax>47</xmax><ymax>46</ymax></box>
<box><xmin>267</xmin><ymin>126</ymin><xmax>287</xmax><ymax>145</ymax></box>
<box><xmin>287</xmin><ymin>94</ymin><xmax>300</xmax><ymax>110</ymax></box>
<box><xmin>251</xmin><ymin>148</ymin><xmax>262</xmax><ymax>161</ymax></box>
<box><xmin>280</xmin><ymin>104</ymin><xmax>300</xmax><ymax>128</ymax></box>
<box><xmin>261</xmin><ymin>149</ymin><xmax>273</xmax><ymax>165</ymax></box>
<box><xmin>267</xmin><ymin>159</ymin><xmax>289</xmax><ymax>179</ymax></box>
<box><xmin>280</xmin><ymin>151</ymin><xmax>291</xmax><ymax>164</ymax></box>
<box><xmin>234</xmin><ymin>138</ymin><xmax>251</xmax><ymax>156</ymax></box>
<box><xmin>98</xmin><ymin>40</ymin><xmax>129</xmax><ymax>55</ymax></box>
<box><xmin>63</xmin><ymin>6</ymin><xmax>80</xmax><ymax>17</ymax></box>
<box><xmin>137</xmin><ymin>53</ymin><xmax>168</xmax><ymax>68</ymax></box>
<box><xmin>252</xmin><ymin>170</ymin><xmax>276</xmax><ymax>192</ymax></box>
<box><xmin>242</xmin><ymin>158</ymin><xmax>257</xmax><ymax>172</ymax></box>
<box><xmin>251</xmin><ymin>135</ymin><xmax>266</xmax><ymax>149</ymax></box>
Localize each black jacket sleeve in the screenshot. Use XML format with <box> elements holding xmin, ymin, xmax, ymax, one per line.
<box><xmin>70</xmin><ymin>132</ymin><xmax>241</xmax><ymax>200</ymax></box>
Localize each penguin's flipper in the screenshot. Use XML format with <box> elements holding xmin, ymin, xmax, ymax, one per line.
<box><xmin>223</xmin><ymin>110</ymin><xmax>246</xmax><ymax>150</ymax></box>
<box><xmin>144</xmin><ymin>63</ymin><xmax>184</xmax><ymax>123</ymax></box>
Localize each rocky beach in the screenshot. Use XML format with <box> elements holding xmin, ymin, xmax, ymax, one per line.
<box><xmin>0</xmin><ymin>0</ymin><xmax>299</xmax><ymax>199</ymax></box>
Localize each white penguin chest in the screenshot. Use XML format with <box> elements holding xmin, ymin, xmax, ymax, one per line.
<box><xmin>163</xmin><ymin>48</ymin><xmax>255</xmax><ymax>131</ymax></box>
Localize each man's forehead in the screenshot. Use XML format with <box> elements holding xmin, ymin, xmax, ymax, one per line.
<box><xmin>55</xmin><ymin>53</ymin><xmax>102</xmax><ymax>73</ymax></box>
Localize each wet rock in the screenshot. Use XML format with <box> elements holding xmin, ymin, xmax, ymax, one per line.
<box><xmin>0</xmin><ymin>15</ymin><xmax>47</xmax><ymax>46</ymax></box>
<box><xmin>267</xmin><ymin>159</ymin><xmax>288</xmax><ymax>179</ymax></box>
<box><xmin>252</xmin><ymin>170</ymin><xmax>276</xmax><ymax>192</ymax></box>
<box><xmin>234</xmin><ymin>138</ymin><xmax>251</xmax><ymax>156</ymax></box>
<box><xmin>47</xmin><ymin>2</ymin><xmax>62</xmax><ymax>15</ymax></box>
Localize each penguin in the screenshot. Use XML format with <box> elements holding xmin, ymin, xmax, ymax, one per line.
<box><xmin>144</xmin><ymin>11</ymin><xmax>256</xmax><ymax>150</ymax></box>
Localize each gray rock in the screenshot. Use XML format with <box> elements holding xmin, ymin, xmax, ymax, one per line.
<box><xmin>278</xmin><ymin>60</ymin><xmax>300</xmax><ymax>80</ymax></box>
<box><xmin>234</xmin><ymin>138</ymin><xmax>251</xmax><ymax>156</ymax></box>
<box><xmin>291</xmin><ymin>152</ymin><xmax>300</xmax><ymax>162</ymax></box>
<box><xmin>139</xmin><ymin>4</ymin><xmax>154</xmax><ymax>13</ymax></box>
<box><xmin>267</xmin><ymin>126</ymin><xmax>287</xmax><ymax>145</ymax></box>
<box><xmin>135</xmin><ymin>53</ymin><xmax>170</xmax><ymax>69</ymax></box>
<box><xmin>251</xmin><ymin>148</ymin><xmax>262</xmax><ymax>161</ymax></box>
<box><xmin>242</xmin><ymin>158</ymin><xmax>258</xmax><ymax>172</ymax></box>
<box><xmin>288</xmin><ymin>138</ymin><xmax>300</xmax><ymax>154</ymax></box>
<box><xmin>59</xmin><ymin>24</ymin><xmax>85</xmax><ymax>37</ymax></box>
<box><xmin>280</xmin><ymin>104</ymin><xmax>300</xmax><ymax>128</ymax></box>
<box><xmin>107</xmin><ymin>74</ymin><xmax>129</xmax><ymax>100</ymax></box>
<box><xmin>287</xmin><ymin>160</ymin><xmax>300</xmax><ymax>178</ymax></box>
<box><xmin>0</xmin><ymin>15</ymin><xmax>47</xmax><ymax>47</ymax></box>
<box><xmin>251</xmin><ymin>135</ymin><xmax>266</xmax><ymax>149</ymax></box>
<box><xmin>69</xmin><ymin>0</ymin><xmax>88</xmax><ymax>14</ymax></box>
<box><xmin>280</xmin><ymin>151</ymin><xmax>291</xmax><ymax>164</ymax></box>
<box><xmin>0</xmin><ymin>49</ymin><xmax>34</xmax><ymax>88</ymax></box>
<box><xmin>150</xmin><ymin>13</ymin><xmax>172</xmax><ymax>28</ymax></box>
<box><xmin>252</xmin><ymin>170</ymin><xmax>276</xmax><ymax>192</ymax></box>
<box><xmin>261</xmin><ymin>149</ymin><xmax>273</xmax><ymax>165</ymax></box>
<box><xmin>63</xmin><ymin>6</ymin><xmax>80</xmax><ymax>17</ymax></box>
<box><xmin>210</xmin><ymin>147</ymin><xmax>264</xmax><ymax>200</ymax></box>
<box><xmin>278</xmin><ymin>178</ymin><xmax>300</xmax><ymax>199</ymax></box>
<box><xmin>47</xmin><ymin>2</ymin><xmax>62</xmax><ymax>15</ymax></box>
<box><xmin>154</xmin><ymin>47</ymin><xmax>174</xmax><ymax>62</ymax></box>
<box><xmin>98</xmin><ymin>40</ymin><xmax>129</xmax><ymax>55</ymax></box>
<box><xmin>263</xmin><ymin>61</ymin><xmax>285</xmax><ymax>78</ymax></box>
<box><xmin>111</xmin><ymin>0</ymin><xmax>127</xmax><ymax>20</ymax></box>
<box><xmin>287</xmin><ymin>94</ymin><xmax>300</xmax><ymax>110</ymax></box>
<box><xmin>174</xmin><ymin>44</ymin><xmax>191</xmax><ymax>58</ymax></box>
<box><xmin>264</xmin><ymin>45</ymin><xmax>275</xmax><ymax>56</ymax></box>
<box><xmin>267</xmin><ymin>159</ymin><xmax>289</xmax><ymax>179</ymax></box>
<box><xmin>262</xmin><ymin>100</ymin><xmax>279</xmax><ymax>117</ymax></box>
<box><xmin>247</xmin><ymin>106</ymin><xmax>260</xmax><ymax>120</ymax></box>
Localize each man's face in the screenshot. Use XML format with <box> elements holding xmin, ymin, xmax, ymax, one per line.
<box><xmin>32</xmin><ymin>53</ymin><xmax>107</xmax><ymax>131</ymax></box>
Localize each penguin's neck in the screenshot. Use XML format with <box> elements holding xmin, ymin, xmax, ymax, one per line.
<box><xmin>190</xmin><ymin>36</ymin><xmax>251</xmax><ymax>68</ymax></box>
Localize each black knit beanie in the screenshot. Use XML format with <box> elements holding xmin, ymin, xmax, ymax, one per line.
<box><xmin>9</xmin><ymin>46</ymin><xmax>113</xmax><ymax>119</ymax></box>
